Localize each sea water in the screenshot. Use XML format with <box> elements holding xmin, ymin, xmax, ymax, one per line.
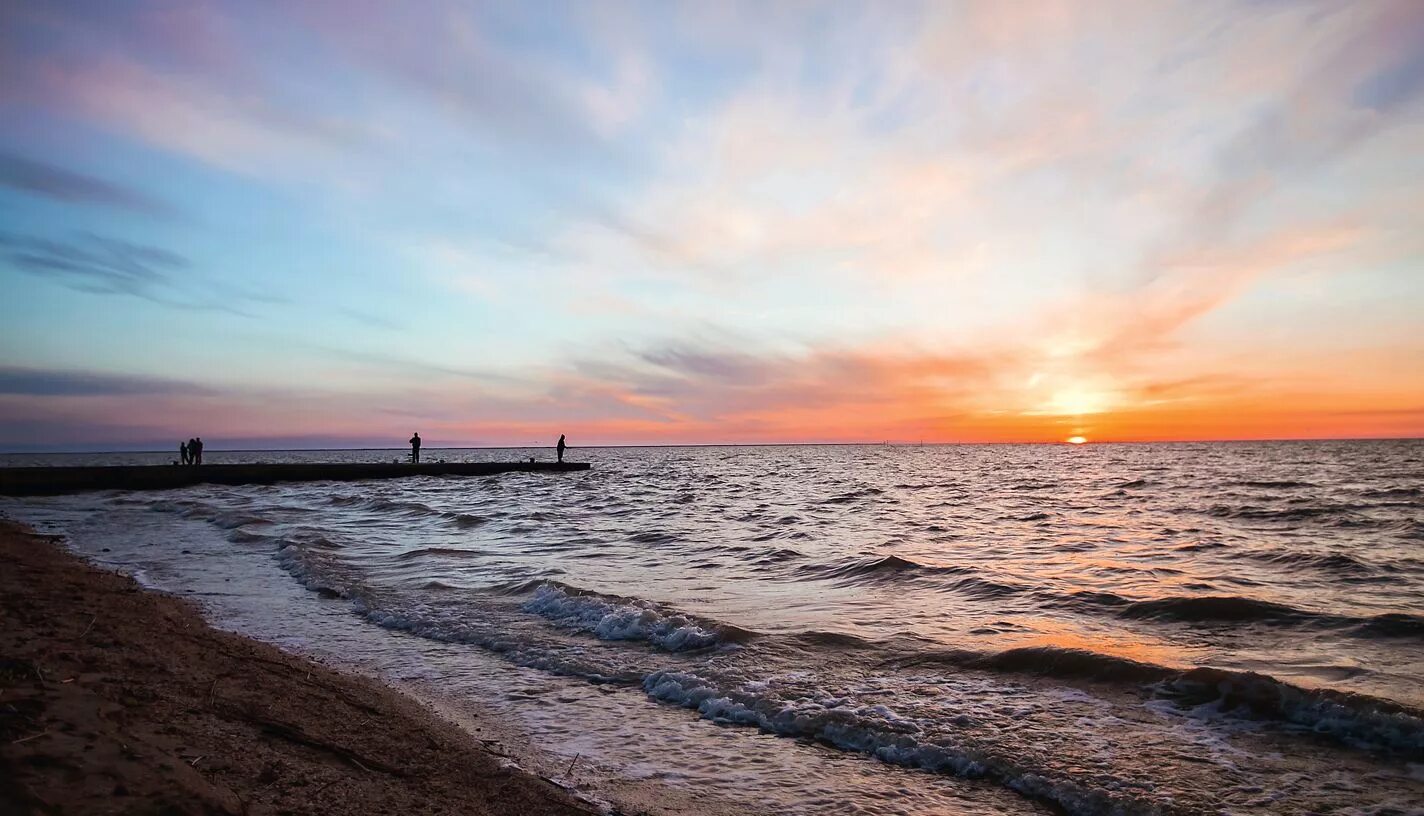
<box><xmin>5</xmin><ymin>441</ymin><xmax>1423</xmax><ymax>814</ymax></box>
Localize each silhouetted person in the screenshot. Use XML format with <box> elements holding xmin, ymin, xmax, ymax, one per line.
<box><xmin>410</xmin><ymin>432</ymin><xmax>421</xmax><ymax>464</ymax></box>
<box><xmin>556</xmin><ymin>434</ymin><xmax>567</xmax><ymax>463</ymax></box>
<box><xmin>180</xmin><ymin>441</ymin><xmax>189</xmax><ymax>466</ymax></box>
<box><xmin>192</xmin><ymin>437</ymin><xmax>204</xmax><ymax>465</ymax></box>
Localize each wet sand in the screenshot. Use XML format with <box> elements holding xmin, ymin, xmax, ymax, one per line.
<box><xmin>0</xmin><ymin>519</ymin><xmax>605</xmax><ymax>815</ymax></box>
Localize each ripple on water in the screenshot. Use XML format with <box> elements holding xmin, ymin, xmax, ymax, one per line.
<box><xmin>6</xmin><ymin>440</ymin><xmax>1424</xmax><ymax>814</ymax></box>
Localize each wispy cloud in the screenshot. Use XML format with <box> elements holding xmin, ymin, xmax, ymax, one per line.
<box><xmin>0</xmin><ymin>366</ymin><xmax>213</xmax><ymax>397</ymax></box>
<box><xmin>1</xmin><ymin>232</ymin><xmax>185</xmax><ymax>297</ymax></box>
<box><xmin>0</xmin><ymin>151</ymin><xmax>170</xmax><ymax>214</ymax></box>
<box><xmin>0</xmin><ymin>232</ymin><xmax>275</xmax><ymax>316</ymax></box>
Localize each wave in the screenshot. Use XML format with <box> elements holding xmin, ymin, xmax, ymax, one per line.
<box><xmin>269</xmin><ymin>528</ymin><xmax>1424</xmax><ymax>761</ymax></box>
<box><xmin>942</xmin><ymin>575</ymin><xmax>1029</xmax><ymax>600</ymax></box>
<box><xmin>1394</xmin><ymin>519</ymin><xmax>1424</xmax><ymax>541</ymax></box>
<box><xmin>394</xmin><ymin>546</ymin><xmax>489</xmax><ymax>561</ymax></box>
<box><xmin>448</xmin><ymin>512</ymin><xmax>489</xmax><ymax>528</ymax></box>
<box><xmin>887</xmin><ymin>645</ymin><xmax>1173</xmax><ymax>684</ymax></box>
<box><xmin>1173</xmin><ymin>540</ymin><xmax>1227</xmax><ymax>552</ymax></box>
<box><xmin>263</xmin><ymin>563</ymin><xmax>652</xmax><ymax>684</ymax></box>
<box><xmin>353</xmin><ymin>497</ymin><xmax>441</xmax><ymax>516</ymax></box>
<box><xmin>486</xmin><ymin>577</ymin><xmax>552</xmax><ymax>595</ymax></box>
<box><xmin>285</xmin><ymin>529</ymin><xmax>341</xmax><ymax>550</ymax></box>
<box><xmin>141</xmin><ymin>498</ymin><xmax>273</xmax><ymax>531</ymax></box>
<box><xmin>793</xmin><ymin>630</ymin><xmax>878</xmax><ymax>651</ymax></box>
<box><xmin>1228</xmin><ymin>480</ymin><xmax>1315</xmax><ymax>489</ymax></box>
<box><xmin>886</xmin><ymin>645</ymin><xmax>1424</xmax><ymax>754</ymax></box>
<box><xmin>326</xmin><ymin>495</ymin><xmax>489</xmax><ymax>529</ymax></box>
<box><xmin>1231</xmin><ymin>548</ymin><xmax>1377</xmax><ymax>575</ymax></box>
<box><xmin>1361</xmin><ymin>486</ymin><xmax>1421</xmax><ymax>500</ymax></box>
<box><xmin>226</xmin><ymin>529</ymin><xmax>275</xmax><ymax>545</ymax></box>
<box><xmin>1038</xmin><ymin>590</ymin><xmax>1424</xmax><ymax>640</ymax></box>
<box><xmin>1207</xmin><ymin>503</ymin><xmax>1365</xmax><ymax>522</ymax></box>
<box><xmin>627</xmin><ymin>530</ymin><xmax>680</xmax><ymax>545</ymax></box>
<box><xmin>356</xmin><ymin>604</ymin><xmax>645</xmax><ymax>685</ymax></box>
<box><xmin>522</xmin><ymin>583</ymin><xmax>753</xmax><ymax>651</ymax></box>
<box><xmin>799</xmin><ymin>554</ymin><xmax>971</xmax><ymax>584</ymax></box>
<box><xmin>642</xmin><ymin>669</ymin><xmax>1162</xmax><ymax>816</ymax></box>
<box><xmin>209</xmin><ymin>511</ymin><xmax>272</xmax><ymax>529</ymax></box>
<box><xmin>820</xmin><ymin>487</ymin><xmax>885</xmax><ymax>505</ymax></box>
<box><xmin>1355</xmin><ymin>612</ymin><xmax>1424</xmax><ymax>638</ymax></box>
<box><xmin>746</xmin><ymin>547</ymin><xmax>805</xmax><ymax>568</ymax></box>
<box><xmin>1121</xmin><ymin>596</ymin><xmax>1424</xmax><ymax>640</ymax></box>
<box><xmin>972</xmin><ymin>646</ymin><xmax>1176</xmax><ymax>684</ymax></box>
<box><xmin>1153</xmin><ymin>667</ymin><xmax>1424</xmax><ymax>754</ymax></box>
<box><xmin>274</xmin><ymin>542</ymin><xmax>366</xmax><ymax>601</ymax></box>
<box><xmin>1118</xmin><ymin>594</ymin><xmax>1315</xmax><ymax>623</ymax></box>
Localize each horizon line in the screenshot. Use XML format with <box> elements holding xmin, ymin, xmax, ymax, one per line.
<box><xmin>3</xmin><ymin>435</ymin><xmax>1421</xmax><ymax>456</ymax></box>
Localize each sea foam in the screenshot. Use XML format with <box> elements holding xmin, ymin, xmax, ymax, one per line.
<box><xmin>522</xmin><ymin>584</ymin><xmax>726</xmax><ymax>651</ymax></box>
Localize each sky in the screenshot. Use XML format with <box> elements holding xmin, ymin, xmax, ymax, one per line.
<box><xmin>1</xmin><ymin>0</ymin><xmax>1421</xmax><ymax>450</ymax></box>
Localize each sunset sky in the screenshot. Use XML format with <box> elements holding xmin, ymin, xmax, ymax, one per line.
<box><xmin>1</xmin><ymin>1</ymin><xmax>1421</xmax><ymax>450</ymax></box>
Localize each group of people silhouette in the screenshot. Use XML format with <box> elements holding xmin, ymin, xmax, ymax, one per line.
<box><xmin>179</xmin><ymin>437</ymin><xmax>204</xmax><ymax>465</ymax></box>
<box><xmin>407</xmin><ymin>433</ymin><xmax>568</xmax><ymax>463</ymax></box>
<box><xmin>168</xmin><ymin>433</ymin><xmax>572</xmax><ymax>466</ymax></box>
<box><xmin>173</xmin><ymin>433</ymin><xmax>571</xmax><ymax>465</ymax></box>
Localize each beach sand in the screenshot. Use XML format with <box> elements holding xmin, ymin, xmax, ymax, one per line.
<box><xmin>0</xmin><ymin>519</ymin><xmax>605</xmax><ymax>815</ymax></box>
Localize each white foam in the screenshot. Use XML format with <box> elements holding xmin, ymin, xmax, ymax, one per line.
<box><xmin>274</xmin><ymin>542</ymin><xmax>365</xmax><ymax>600</ymax></box>
<box><xmin>522</xmin><ymin>584</ymin><xmax>722</xmax><ymax>651</ymax></box>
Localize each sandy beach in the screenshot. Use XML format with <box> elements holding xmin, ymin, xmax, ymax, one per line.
<box><xmin>0</xmin><ymin>518</ymin><xmax>604</xmax><ymax>815</ymax></box>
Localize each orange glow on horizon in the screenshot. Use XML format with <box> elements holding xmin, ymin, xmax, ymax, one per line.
<box><xmin>2</xmin><ymin>342</ymin><xmax>1420</xmax><ymax>449</ymax></box>
<box><xmin>1066</xmin><ymin>436</ymin><xmax>1088</xmax><ymax>445</ymax></box>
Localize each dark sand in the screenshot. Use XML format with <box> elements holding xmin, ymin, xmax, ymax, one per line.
<box><xmin>0</xmin><ymin>519</ymin><xmax>604</xmax><ymax>815</ymax></box>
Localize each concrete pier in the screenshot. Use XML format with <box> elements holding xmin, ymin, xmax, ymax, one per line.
<box><xmin>0</xmin><ymin>461</ymin><xmax>591</xmax><ymax>496</ymax></box>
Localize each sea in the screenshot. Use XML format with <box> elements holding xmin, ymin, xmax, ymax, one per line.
<box><xmin>3</xmin><ymin>441</ymin><xmax>1422</xmax><ymax>815</ymax></box>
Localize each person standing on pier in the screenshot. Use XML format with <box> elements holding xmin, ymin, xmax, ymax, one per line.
<box><xmin>180</xmin><ymin>440</ymin><xmax>189</xmax><ymax>466</ymax></box>
<box><xmin>192</xmin><ymin>437</ymin><xmax>204</xmax><ymax>465</ymax></box>
<box><xmin>556</xmin><ymin>434</ymin><xmax>567</xmax><ymax>463</ymax></box>
<box><xmin>410</xmin><ymin>432</ymin><xmax>421</xmax><ymax>464</ymax></box>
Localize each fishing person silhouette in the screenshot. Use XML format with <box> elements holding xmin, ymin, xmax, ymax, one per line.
<box><xmin>556</xmin><ymin>434</ymin><xmax>567</xmax><ymax>463</ymax></box>
<box><xmin>410</xmin><ymin>432</ymin><xmax>421</xmax><ymax>464</ymax></box>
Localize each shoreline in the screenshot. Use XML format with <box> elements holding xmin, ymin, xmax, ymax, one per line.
<box><xmin>0</xmin><ymin>518</ymin><xmax>608</xmax><ymax>815</ymax></box>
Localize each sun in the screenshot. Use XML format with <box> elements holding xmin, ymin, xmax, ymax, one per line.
<box><xmin>1066</xmin><ymin>436</ymin><xmax>1088</xmax><ymax>445</ymax></box>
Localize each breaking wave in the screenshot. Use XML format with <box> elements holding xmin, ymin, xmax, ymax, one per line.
<box><xmin>643</xmin><ymin>668</ymin><xmax>1168</xmax><ymax>816</ymax></box>
<box><xmin>522</xmin><ymin>583</ymin><xmax>754</xmax><ymax>651</ymax></box>
<box><xmin>1153</xmin><ymin>667</ymin><xmax>1424</xmax><ymax>755</ymax></box>
<box><xmin>887</xmin><ymin>645</ymin><xmax>1424</xmax><ymax>755</ymax></box>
